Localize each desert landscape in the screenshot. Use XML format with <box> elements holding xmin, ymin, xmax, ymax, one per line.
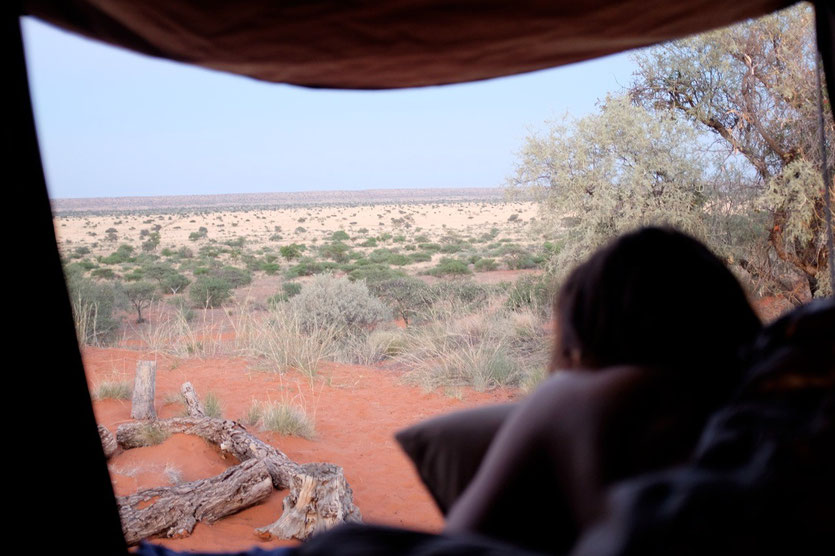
<box><xmin>57</xmin><ymin>189</ymin><xmax>556</xmax><ymax>551</ymax></box>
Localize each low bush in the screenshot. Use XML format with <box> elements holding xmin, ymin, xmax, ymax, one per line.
<box><xmin>288</xmin><ymin>274</ymin><xmax>390</xmax><ymax>331</ymax></box>
<box><xmin>189</xmin><ymin>276</ymin><xmax>233</xmax><ymax>307</ymax></box>
<box><xmin>425</xmin><ymin>257</ymin><xmax>472</xmax><ymax>276</ymax></box>
<box><xmin>505</xmin><ymin>275</ymin><xmax>554</xmax><ymax>314</ymax></box>
<box><xmin>94</xmin><ymin>380</ymin><xmax>132</xmax><ymax>400</ymax></box>
<box><xmin>260</xmin><ymin>402</ymin><xmax>315</xmax><ymax>438</ymax></box>
<box><xmin>474</xmin><ymin>258</ymin><xmax>499</xmax><ymax>272</ymax></box>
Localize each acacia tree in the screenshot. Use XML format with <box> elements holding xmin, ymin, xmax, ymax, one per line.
<box><xmin>509</xmin><ymin>94</ymin><xmax>712</xmax><ymax>277</ymax></box>
<box><xmin>122</xmin><ymin>281</ymin><xmax>159</xmax><ymax>323</ymax></box>
<box><xmin>630</xmin><ymin>4</ymin><xmax>833</xmax><ymax>297</ymax></box>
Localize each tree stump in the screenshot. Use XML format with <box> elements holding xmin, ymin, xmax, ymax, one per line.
<box><xmin>98</xmin><ymin>424</ymin><xmax>118</xmax><ymax>459</ymax></box>
<box><xmin>256</xmin><ymin>462</ymin><xmax>362</xmax><ymax>541</ymax></box>
<box><xmin>118</xmin><ymin>458</ymin><xmax>273</xmax><ymax>545</ymax></box>
<box><xmin>180</xmin><ymin>382</ymin><xmax>205</xmax><ymax>417</ymax></box>
<box><xmin>131</xmin><ymin>360</ymin><xmax>157</xmax><ymax>420</ymax></box>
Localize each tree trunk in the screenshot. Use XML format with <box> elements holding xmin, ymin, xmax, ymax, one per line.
<box><xmin>256</xmin><ymin>462</ymin><xmax>362</xmax><ymax>541</ymax></box>
<box><xmin>98</xmin><ymin>424</ymin><xmax>118</xmax><ymax>459</ymax></box>
<box><xmin>118</xmin><ymin>458</ymin><xmax>273</xmax><ymax>545</ymax></box>
<box><xmin>131</xmin><ymin>360</ymin><xmax>157</xmax><ymax>420</ymax></box>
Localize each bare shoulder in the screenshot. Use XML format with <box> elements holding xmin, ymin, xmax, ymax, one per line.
<box><xmin>516</xmin><ymin>366</ymin><xmax>657</xmax><ymax>435</ymax></box>
<box><xmin>533</xmin><ymin>366</ymin><xmax>653</xmax><ymax>405</ymax></box>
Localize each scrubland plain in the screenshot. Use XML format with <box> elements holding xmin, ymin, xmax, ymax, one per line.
<box><xmin>57</xmin><ymin>190</ymin><xmax>559</xmax><ymax>551</ymax></box>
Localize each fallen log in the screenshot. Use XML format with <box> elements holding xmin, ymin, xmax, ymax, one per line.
<box><xmin>117</xmin><ymin>416</ymin><xmax>299</xmax><ymax>488</ymax></box>
<box><xmin>118</xmin><ymin>458</ymin><xmax>273</xmax><ymax>545</ymax></box>
<box><xmin>114</xmin><ymin>384</ymin><xmax>361</xmax><ymax>544</ymax></box>
<box><xmin>98</xmin><ymin>424</ymin><xmax>118</xmax><ymax>459</ymax></box>
<box><xmin>256</xmin><ymin>462</ymin><xmax>361</xmax><ymax>541</ymax></box>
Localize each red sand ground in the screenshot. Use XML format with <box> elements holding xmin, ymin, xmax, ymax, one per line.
<box><xmin>85</xmin><ymin>348</ymin><xmax>517</xmax><ymax>552</ymax></box>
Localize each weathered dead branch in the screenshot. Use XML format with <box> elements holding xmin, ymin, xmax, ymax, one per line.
<box><xmin>118</xmin><ymin>458</ymin><xmax>273</xmax><ymax>544</ymax></box>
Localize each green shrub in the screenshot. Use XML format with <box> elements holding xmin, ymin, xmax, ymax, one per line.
<box><xmin>100</xmin><ymin>244</ymin><xmax>134</xmax><ymax>264</ymax></box>
<box><xmin>408</xmin><ymin>252</ymin><xmax>433</xmax><ymax>263</ymax></box>
<box><xmin>347</xmin><ymin>264</ymin><xmax>406</xmax><ymax>283</ymax></box>
<box><xmin>280</xmin><ymin>243</ymin><xmax>303</xmax><ymax>261</ymax></box>
<box><xmin>212</xmin><ymin>265</ymin><xmax>251</xmax><ymax>288</ymax></box>
<box><xmin>429</xmin><ymin>281</ymin><xmax>490</xmax><ymax>309</ymax></box>
<box><xmin>426</xmin><ymin>257</ymin><xmax>472</xmax><ymax>276</ymax></box>
<box><xmin>257</xmin><ymin>262</ymin><xmax>278</xmax><ymax>276</ymax></box>
<box><xmin>94</xmin><ymin>380</ymin><xmax>132</xmax><ymax>400</ymax></box>
<box><xmin>505</xmin><ymin>275</ymin><xmax>554</xmax><ymax>313</ymax></box>
<box><xmin>267</xmin><ymin>281</ymin><xmax>302</xmax><ymax>305</ymax></box>
<box><xmin>203</xmin><ymin>392</ymin><xmax>222</xmax><ymax>418</ymax></box>
<box><xmin>189</xmin><ymin>276</ymin><xmax>233</xmax><ymax>307</ymax></box>
<box><xmin>387</xmin><ymin>253</ymin><xmax>410</xmax><ymax>266</ymax></box>
<box><xmin>330</xmin><ymin>230</ymin><xmax>350</xmax><ymax>241</ymax></box>
<box><xmin>504</xmin><ymin>252</ymin><xmax>538</xmax><ymax>270</ymax></box>
<box><xmin>65</xmin><ymin>269</ymin><xmax>119</xmax><ymax>344</ymax></box>
<box><xmin>319</xmin><ymin>241</ymin><xmax>352</xmax><ymax>263</ymax></box>
<box><xmin>288</xmin><ymin>274</ymin><xmax>390</xmax><ymax>331</ymax></box>
<box><xmin>261</xmin><ymin>402</ymin><xmax>315</xmax><ymax>438</ymax></box>
<box><xmin>368</xmin><ymin>248</ymin><xmax>394</xmax><ymax>264</ymax></box>
<box><xmin>91</xmin><ymin>268</ymin><xmax>116</xmax><ymax>279</ymax></box>
<box><xmin>474</xmin><ymin>258</ymin><xmax>499</xmax><ymax>272</ymax></box>
<box><xmin>368</xmin><ymin>277</ymin><xmax>433</xmax><ymax>324</ymax></box>
<box><xmin>285</xmin><ymin>258</ymin><xmax>339</xmax><ymax>278</ymax></box>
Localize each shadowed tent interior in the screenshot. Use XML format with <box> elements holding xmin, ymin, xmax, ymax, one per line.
<box><xmin>8</xmin><ymin>1</ymin><xmax>832</xmax><ymax>553</ymax></box>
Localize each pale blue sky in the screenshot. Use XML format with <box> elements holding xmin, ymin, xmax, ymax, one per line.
<box><xmin>22</xmin><ymin>17</ymin><xmax>636</xmax><ymax>199</ymax></box>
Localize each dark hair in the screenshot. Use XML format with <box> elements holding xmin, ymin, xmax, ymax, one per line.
<box><xmin>550</xmin><ymin>227</ymin><xmax>762</xmax><ymax>381</ymax></box>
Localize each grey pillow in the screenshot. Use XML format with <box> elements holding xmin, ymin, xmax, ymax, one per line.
<box><xmin>395</xmin><ymin>403</ymin><xmax>517</xmax><ymax>515</ymax></box>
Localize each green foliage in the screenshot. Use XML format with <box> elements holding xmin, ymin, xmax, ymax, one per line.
<box><xmin>121</xmin><ymin>280</ymin><xmax>159</xmax><ymax>323</ymax></box>
<box><xmin>160</xmin><ymin>272</ymin><xmax>190</xmax><ymax>295</ymax></box>
<box><xmin>408</xmin><ymin>252</ymin><xmax>433</xmax><ymax>263</ymax></box>
<box><xmin>429</xmin><ymin>281</ymin><xmax>490</xmax><ymax>310</ymax></box>
<box><xmin>425</xmin><ymin>257</ymin><xmax>472</xmax><ymax>276</ymax></box>
<box><xmin>347</xmin><ymin>264</ymin><xmax>406</xmax><ymax>283</ymax></box>
<box><xmin>100</xmin><ymin>244</ymin><xmax>135</xmax><ymax>265</ymax></box>
<box><xmin>511</xmin><ymin>95</ymin><xmax>710</xmax><ymax>278</ymax></box>
<box><xmin>203</xmin><ymin>392</ymin><xmax>222</xmax><ymax>418</ymax></box>
<box><xmin>65</xmin><ymin>267</ymin><xmax>119</xmax><ymax>344</ymax></box>
<box><xmin>93</xmin><ymin>380</ymin><xmax>132</xmax><ymax>400</ymax></box>
<box><xmin>91</xmin><ymin>268</ymin><xmax>116</xmax><ymax>279</ymax></box>
<box><xmin>279</xmin><ymin>244</ymin><xmax>303</xmax><ymax>261</ymax></box>
<box><xmin>260</xmin><ymin>262</ymin><xmax>281</xmax><ymax>275</ymax></box>
<box><xmin>212</xmin><ymin>265</ymin><xmax>251</xmax><ymax>288</ymax></box>
<box><xmin>505</xmin><ymin>275</ymin><xmax>554</xmax><ymax>314</ymax></box>
<box><xmin>223</xmin><ymin>236</ymin><xmax>246</xmax><ymax>248</ymax></box>
<box><xmin>474</xmin><ymin>258</ymin><xmax>499</xmax><ymax>272</ymax></box>
<box><xmin>285</xmin><ymin>258</ymin><xmax>339</xmax><ymax>278</ymax></box>
<box><xmin>319</xmin><ymin>241</ymin><xmax>352</xmax><ymax>263</ymax></box>
<box><xmin>189</xmin><ymin>276</ymin><xmax>233</xmax><ymax>307</ymax></box>
<box><xmin>268</xmin><ymin>281</ymin><xmax>302</xmax><ymax>305</ymax></box>
<box><xmin>288</xmin><ymin>274</ymin><xmax>390</xmax><ymax>331</ymax></box>
<box><xmin>330</xmin><ymin>230</ymin><xmax>350</xmax><ymax>241</ymax></box>
<box><xmin>260</xmin><ymin>402</ymin><xmax>315</xmax><ymax>438</ymax></box>
<box><xmin>367</xmin><ymin>277</ymin><xmax>433</xmax><ymax>324</ymax></box>
<box><xmin>630</xmin><ymin>3</ymin><xmax>831</xmax><ymax>296</ymax></box>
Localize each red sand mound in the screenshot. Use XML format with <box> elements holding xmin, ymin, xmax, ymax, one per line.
<box><xmin>85</xmin><ymin>348</ymin><xmax>517</xmax><ymax>552</ymax></box>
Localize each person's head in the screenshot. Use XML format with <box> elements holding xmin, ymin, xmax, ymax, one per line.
<box><xmin>550</xmin><ymin>227</ymin><xmax>762</xmax><ymax>379</ymax></box>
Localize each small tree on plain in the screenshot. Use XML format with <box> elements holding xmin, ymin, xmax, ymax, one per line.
<box><xmin>123</xmin><ymin>281</ymin><xmax>159</xmax><ymax>323</ymax></box>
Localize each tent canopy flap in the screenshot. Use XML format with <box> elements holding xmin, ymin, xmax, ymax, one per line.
<box><xmin>23</xmin><ymin>0</ymin><xmax>793</xmax><ymax>89</ymax></box>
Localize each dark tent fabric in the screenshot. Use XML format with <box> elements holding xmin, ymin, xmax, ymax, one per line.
<box><xmin>23</xmin><ymin>0</ymin><xmax>793</xmax><ymax>89</ymax></box>
<box><xmin>8</xmin><ymin>1</ymin><xmax>832</xmax><ymax>555</ymax></box>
